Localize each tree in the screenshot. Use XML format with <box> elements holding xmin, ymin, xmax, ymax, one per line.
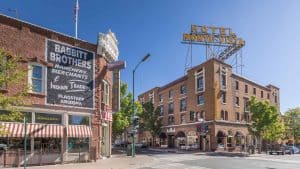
<box><xmin>139</xmin><ymin>102</ymin><xmax>162</xmax><ymax>147</ymax></box>
<box><xmin>284</xmin><ymin>108</ymin><xmax>300</xmax><ymax>144</ymax></box>
<box><xmin>0</xmin><ymin>48</ymin><xmax>29</xmax><ymax>135</ymax></box>
<box><xmin>112</xmin><ymin>82</ymin><xmax>142</xmax><ymax>139</ymax></box>
<box><xmin>248</xmin><ymin>96</ymin><xmax>280</xmax><ymax>153</ymax></box>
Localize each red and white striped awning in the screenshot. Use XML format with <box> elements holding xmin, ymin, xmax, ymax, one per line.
<box><xmin>0</xmin><ymin>122</ymin><xmax>64</xmax><ymax>138</ymax></box>
<box><xmin>27</xmin><ymin>123</ymin><xmax>64</xmax><ymax>138</ymax></box>
<box><xmin>0</xmin><ymin>122</ymin><xmax>25</xmax><ymax>137</ymax></box>
<box><xmin>67</xmin><ymin>125</ymin><xmax>92</xmax><ymax>138</ymax></box>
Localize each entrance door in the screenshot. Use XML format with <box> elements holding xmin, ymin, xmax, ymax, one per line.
<box><xmin>167</xmin><ymin>135</ymin><xmax>175</xmax><ymax>148</ymax></box>
<box><xmin>101</xmin><ymin>124</ymin><xmax>110</xmax><ymax>157</ymax></box>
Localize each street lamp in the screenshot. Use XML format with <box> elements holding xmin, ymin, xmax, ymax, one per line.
<box><xmin>132</xmin><ymin>53</ymin><xmax>150</xmax><ymax>157</ymax></box>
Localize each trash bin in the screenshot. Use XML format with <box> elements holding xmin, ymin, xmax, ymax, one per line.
<box><xmin>127</xmin><ymin>144</ymin><xmax>132</xmax><ymax>156</ymax></box>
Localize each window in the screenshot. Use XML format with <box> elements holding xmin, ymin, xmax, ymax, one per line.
<box><xmin>197</xmin><ymin>94</ymin><xmax>205</xmax><ymax>105</ymax></box>
<box><xmin>168</xmin><ymin>102</ymin><xmax>174</xmax><ymax>114</ymax></box>
<box><xmin>221</xmin><ymin>110</ymin><xmax>228</xmax><ymax>120</ymax></box>
<box><xmin>235</xmin><ymin>97</ymin><xmax>239</xmax><ymax>106</ymax></box>
<box><xmin>221</xmin><ymin>110</ymin><xmax>225</xmax><ymax>120</ymax></box>
<box><xmin>253</xmin><ymin>88</ymin><xmax>256</xmax><ymax>95</ymax></box>
<box><xmin>168</xmin><ymin>116</ymin><xmax>174</xmax><ymax>125</ymax></box>
<box><xmin>180</xmin><ymin>98</ymin><xmax>187</xmax><ymax>112</ymax></box>
<box><xmin>261</xmin><ymin>91</ymin><xmax>264</xmax><ymax>98</ymax></box>
<box><xmin>221</xmin><ymin>92</ymin><xmax>226</xmax><ymax>103</ymax></box>
<box><xmin>267</xmin><ymin>93</ymin><xmax>270</xmax><ymax>99</ymax></box>
<box><xmin>159</xmin><ymin>105</ymin><xmax>164</xmax><ymax>116</ymax></box>
<box><xmin>189</xmin><ymin>111</ymin><xmax>195</xmax><ymax>121</ymax></box>
<box><xmin>0</xmin><ymin>56</ymin><xmax>7</xmax><ymax>89</ymax></box>
<box><xmin>244</xmin><ymin>113</ymin><xmax>250</xmax><ymax>123</ymax></box>
<box><xmin>68</xmin><ymin>138</ymin><xmax>89</xmax><ymax>153</ymax></box>
<box><xmin>102</xmin><ymin>80</ymin><xmax>110</xmax><ymax>105</ymax></box>
<box><xmin>149</xmin><ymin>92</ymin><xmax>154</xmax><ymax>104</ymax></box>
<box><xmin>244</xmin><ymin>98</ymin><xmax>250</xmax><ymax>112</ymax></box>
<box><xmin>180</xmin><ymin>114</ymin><xmax>186</xmax><ymax>124</ymax></box>
<box><xmin>35</xmin><ymin>113</ymin><xmax>62</xmax><ymax>124</ymax></box>
<box><xmin>29</xmin><ymin>64</ymin><xmax>44</xmax><ymax>93</ymax></box>
<box><xmin>245</xmin><ymin>85</ymin><xmax>248</xmax><ymax>93</ymax></box>
<box><xmin>169</xmin><ymin>90</ymin><xmax>174</xmax><ymax>99</ymax></box>
<box><xmin>0</xmin><ymin>110</ymin><xmax>32</xmax><ymax>123</ymax></box>
<box><xmin>180</xmin><ymin>85</ymin><xmax>187</xmax><ymax>94</ymax></box>
<box><xmin>220</xmin><ymin>67</ymin><xmax>227</xmax><ymax>90</ymax></box>
<box><xmin>236</xmin><ymin>112</ymin><xmax>240</xmax><ymax>122</ymax></box>
<box><xmin>35</xmin><ymin>138</ymin><xmax>61</xmax><ymax>153</ymax></box>
<box><xmin>195</xmin><ymin>68</ymin><xmax>205</xmax><ymax>92</ymax></box>
<box><xmin>235</xmin><ymin>81</ymin><xmax>239</xmax><ymax>90</ymax></box>
<box><xmin>196</xmin><ymin>111</ymin><xmax>205</xmax><ymax>121</ymax></box>
<box><xmin>68</xmin><ymin>115</ymin><xmax>90</xmax><ymax>125</ymax></box>
<box><xmin>159</xmin><ymin>94</ymin><xmax>163</xmax><ymax>102</ymax></box>
<box><xmin>275</xmin><ymin>95</ymin><xmax>278</xmax><ymax>103</ymax></box>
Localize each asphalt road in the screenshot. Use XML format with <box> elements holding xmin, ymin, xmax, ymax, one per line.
<box><xmin>137</xmin><ymin>149</ymin><xmax>300</xmax><ymax>169</ymax></box>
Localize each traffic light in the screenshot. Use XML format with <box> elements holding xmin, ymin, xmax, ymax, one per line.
<box><xmin>204</xmin><ymin>124</ymin><xmax>209</xmax><ymax>133</ymax></box>
<box><xmin>133</xmin><ymin>117</ymin><xmax>139</xmax><ymax>129</ymax></box>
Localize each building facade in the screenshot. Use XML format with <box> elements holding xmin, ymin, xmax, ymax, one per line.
<box><xmin>0</xmin><ymin>14</ymin><xmax>118</xmax><ymax>166</ymax></box>
<box><xmin>138</xmin><ymin>58</ymin><xmax>280</xmax><ymax>152</ymax></box>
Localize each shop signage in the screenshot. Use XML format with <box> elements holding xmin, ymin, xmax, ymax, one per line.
<box><xmin>46</xmin><ymin>39</ymin><xmax>95</xmax><ymax>108</ymax></box>
<box><xmin>35</xmin><ymin>113</ymin><xmax>62</xmax><ymax>124</ymax></box>
<box><xmin>182</xmin><ymin>25</ymin><xmax>245</xmax><ymax>46</ymax></box>
<box><xmin>101</xmin><ymin>111</ymin><xmax>112</xmax><ymax>121</ymax></box>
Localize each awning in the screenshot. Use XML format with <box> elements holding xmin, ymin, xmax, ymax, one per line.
<box><xmin>0</xmin><ymin>122</ymin><xmax>64</xmax><ymax>138</ymax></box>
<box><xmin>67</xmin><ymin>125</ymin><xmax>92</xmax><ymax>138</ymax></box>
<box><xmin>28</xmin><ymin>123</ymin><xmax>64</xmax><ymax>138</ymax></box>
<box><xmin>0</xmin><ymin>122</ymin><xmax>25</xmax><ymax>137</ymax></box>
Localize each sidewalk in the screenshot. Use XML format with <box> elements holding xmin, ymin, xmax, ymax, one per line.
<box><xmin>8</xmin><ymin>154</ymin><xmax>157</xmax><ymax>169</ymax></box>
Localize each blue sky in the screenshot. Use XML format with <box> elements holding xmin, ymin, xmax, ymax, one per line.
<box><xmin>1</xmin><ymin>0</ymin><xmax>299</xmax><ymax>113</ymax></box>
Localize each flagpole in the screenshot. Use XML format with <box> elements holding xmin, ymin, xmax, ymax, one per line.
<box><xmin>75</xmin><ymin>0</ymin><xmax>79</xmax><ymax>39</ymax></box>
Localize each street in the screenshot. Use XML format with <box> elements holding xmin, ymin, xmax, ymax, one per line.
<box><xmin>14</xmin><ymin>150</ymin><xmax>300</xmax><ymax>169</ymax></box>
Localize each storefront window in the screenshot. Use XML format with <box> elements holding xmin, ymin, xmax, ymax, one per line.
<box><xmin>34</xmin><ymin>138</ymin><xmax>61</xmax><ymax>153</ymax></box>
<box><xmin>0</xmin><ymin>110</ymin><xmax>32</xmax><ymax>123</ymax></box>
<box><xmin>35</xmin><ymin>113</ymin><xmax>62</xmax><ymax>124</ymax></box>
<box><xmin>0</xmin><ymin>138</ymin><xmax>30</xmax><ymax>150</ymax></box>
<box><xmin>68</xmin><ymin>115</ymin><xmax>90</xmax><ymax>126</ymax></box>
<box><xmin>68</xmin><ymin>138</ymin><xmax>89</xmax><ymax>153</ymax></box>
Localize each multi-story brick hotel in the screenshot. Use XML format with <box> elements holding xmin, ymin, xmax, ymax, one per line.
<box><xmin>138</xmin><ymin>58</ymin><xmax>279</xmax><ymax>152</ymax></box>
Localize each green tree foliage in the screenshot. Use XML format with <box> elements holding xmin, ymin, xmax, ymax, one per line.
<box><xmin>284</xmin><ymin>108</ymin><xmax>300</xmax><ymax>143</ymax></box>
<box><xmin>112</xmin><ymin>82</ymin><xmax>142</xmax><ymax>138</ymax></box>
<box><xmin>248</xmin><ymin>97</ymin><xmax>281</xmax><ymax>152</ymax></box>
<box><xmin>0</xmin><ymin>48</ymin><xmax>29</xmax><ymax>135</ymax></box>
<box><xmin>263</xmin><ymin>120</ymin><xmax>285</xmax><ymax>142</ymax></box>
<box><xmin>139</xmin><ymin>102</ymin><xmax>162</xmax><ymax>146</ymax></box>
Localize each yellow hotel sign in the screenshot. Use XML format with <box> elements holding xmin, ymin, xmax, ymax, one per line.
<box><xmin>183</xmin><ymin>25</ymin><xmax>245</xmax><ymax>46</ymax></box>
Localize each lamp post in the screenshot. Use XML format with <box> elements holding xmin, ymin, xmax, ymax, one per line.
<box><xmin>23</xmin><ymin>116</ymin><xmax>27</xmax><ymax>169</ymax></box>
<box><xmin>132</xmin><ymin>53</ymin><xmax>150</xmax><ymax>157</ymax></box>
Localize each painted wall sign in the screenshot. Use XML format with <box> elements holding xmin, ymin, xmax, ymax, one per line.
<box><xmin>46</xmin><ymin>39</ymin><xmax>95</xmax><ymax>109</ymax></box>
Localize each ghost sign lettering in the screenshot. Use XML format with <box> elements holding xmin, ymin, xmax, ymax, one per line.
<box><xmin>46</xmin><ymin>39</ymin><xmax>95</xmax><ymax>109</ymax></box>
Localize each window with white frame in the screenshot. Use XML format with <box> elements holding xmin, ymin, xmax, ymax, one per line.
<box><xmin>221</xmin><ymin>92</ymin><xmax>226</xmax><ymax>104</ymax></box>
<box><xmin>180</xmin><ymin>85</ymin><xmax>187</xmax><ymax>94</ymax></box>
<box><xmin>28</xmin><ymin>63</ymin><xmax>45</xmax><ymax>93</ymax></box>
<box><xmin>149</xmin><ymin>92</ymin><xmax>154</xmax><ymax>104</ymax></box>
<box><xmin>220</xmin><ymin>67</ymin><xmax>227</xmax><ymax>90</ymax></box>
<box><xmin>159</xmin><ymin>105</ymin><xmax>164</xmax><ymax>116</ymax></box>
<box><xmin>244</xmin><ymin>97</ymin><xmax>250</xmax><ymax>112</ymax></box>
<box><xmin>195</xmin><ymin>68</ymin><xmax>205</xmax><ymax>93</ymax></box>
<box><xmin>197</xmin><ymin>94</ymin><xmax>205</xmax><ymax>105</ymax></box>
<box><xmin>236</xmin><ymin>112</ymin><xmax>240</xmax><ymax>122</ymax></box>
<box><xmin>159</xmin><ymin>94</ymin><xmax>163</xmax><ymax>102</ymax></box>
<box><xmin>102</xmin><ymin>80</ymin><xmax>110</xmax><ymax>105</ymax></box>
<box><xmin>235</xmin><ymin>97</ymin><xmax>239</xmax><ymax>106</ymax></box>
<box><xmin>180</xmin><ymin>98</ymin><xmax>187</xmax><ymax>112</ymax></box>
<box><xmin>180</xmin><ymin>114</ymin><xmax>186</xmax><ymax>124</ymax></box>
<box><xmin>169</xmin><ymin>90</ymin><xmax>174</xmax><ymax>99</ymax></box>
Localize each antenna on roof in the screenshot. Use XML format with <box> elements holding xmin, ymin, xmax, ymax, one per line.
<box><xmin>7</xmin><ymin>8</ymin><xmax>19</xmax><ymax>19</ymax></box>
<box><xmin>74</xmin><ymin>0</ymin><xmax>79</xmax><ymax>39</ymax></box>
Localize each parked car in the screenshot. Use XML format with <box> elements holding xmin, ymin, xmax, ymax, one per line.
<box><xmin>0</xmin><ymin>144</ymin><xmax>8</xmax><ymax>150</ymax></box>
<box><xmin>287</xmin><ymin>146</ymin><xmax>300</xmax><ymax>154</ymax></box>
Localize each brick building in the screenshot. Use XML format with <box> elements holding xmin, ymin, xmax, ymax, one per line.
<box><xmin>0</xmin><ymin>14</ymin><xmax>119</xmax><ymax>166</ymax></box>
<box><xmin>138</xmin><ymin>58</ymin><xmax>279</xmax><ymax>152</ymax></box>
